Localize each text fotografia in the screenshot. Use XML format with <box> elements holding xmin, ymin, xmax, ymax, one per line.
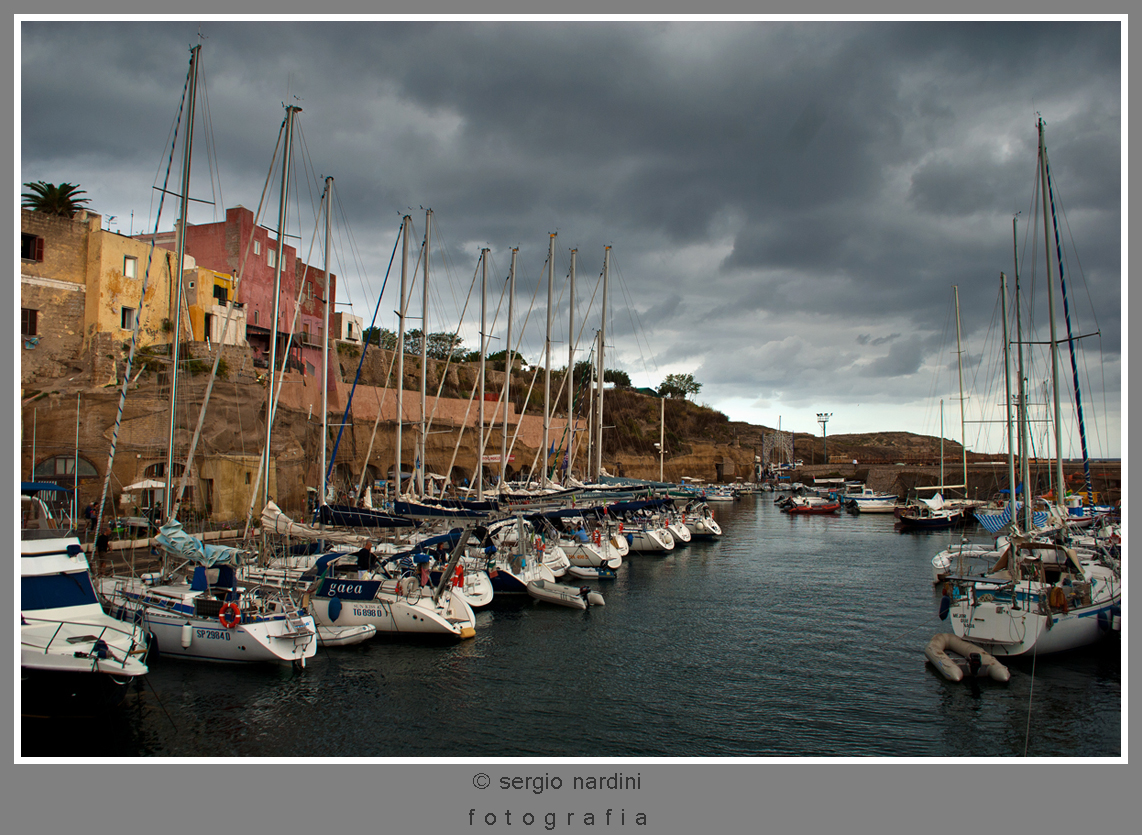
<box><xmin>470</xmin><ymin>809</ymin><xmax>647</xmax><ymax>830</ymax></box>
<box><xmin>499</xmin><ymin>773</ymin><xmax>641</xmax><ymax>794</ymax></box>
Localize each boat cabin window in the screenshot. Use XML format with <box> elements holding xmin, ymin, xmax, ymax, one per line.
<box><xmin>22</xmin><ymin>572</ymin><xmax>99</xmax><ymax>610</ymax></box>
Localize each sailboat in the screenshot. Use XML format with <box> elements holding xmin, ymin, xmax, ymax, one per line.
<box><xmin>98</xmin><ymin>49</ymin><xmax>317</xmax><ymax>665</ymax></box>
<box><xmin>942</xmin><ymin>118</ymin><xmax>1121</xmax><ymax>657</ymax></box>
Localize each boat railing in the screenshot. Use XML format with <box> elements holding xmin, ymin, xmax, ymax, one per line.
<box><xmin>21</xmin><ymin>615</ymin><xmax>147</xmax><ymax>666</ymax></box>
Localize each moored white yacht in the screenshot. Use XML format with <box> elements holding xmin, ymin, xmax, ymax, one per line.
<box><xmin>21</xmin><ymin>490</ymin><xmax>150</xmax><ymax>710</ymax></box>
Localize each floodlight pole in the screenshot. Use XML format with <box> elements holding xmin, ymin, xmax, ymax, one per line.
<box><xmin>817</xmin><ymin>412</ymin><xmax>832</xmax><ymax>464</ymax></box>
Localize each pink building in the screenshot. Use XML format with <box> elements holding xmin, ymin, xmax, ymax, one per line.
<box><xmin>143</xmin><ymin>206</ymin><xmax>336</xmax><ymax>385</ymax></box>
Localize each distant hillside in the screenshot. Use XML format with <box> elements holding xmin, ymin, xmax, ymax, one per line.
<box><xmin>599</xmin><ymin>388</ymin><xmax>968</xmax><ymax>464</ymax></box>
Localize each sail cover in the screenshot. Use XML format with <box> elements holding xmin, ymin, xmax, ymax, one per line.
<box><xmin>155</xmin><ymin>517</ymin><xmax>245</xmax><ymax>567</ymax></box>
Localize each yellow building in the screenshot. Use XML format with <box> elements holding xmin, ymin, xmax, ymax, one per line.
<box><xmin>185</xmin><ymin>267</ymin><xmax>248</xmax><ymax>346</ymax></box>
<box><xmin>82</xmin><ymin>224</ymin><xmax>182</xmax><ymax>354</ymax></box>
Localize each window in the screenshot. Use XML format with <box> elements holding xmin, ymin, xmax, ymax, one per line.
<box><xmin>21</xmin><ymin>308</ymin><xmax>38</xmax><ymax>337</ymax></box>
<box><xmin>33</xmin><ymin>455</ymin><xmax>97</xmax><ymax>478</ymax></box>
<box><xmin>121</xmin><ymin>307</ymin><xmax>136</xmax><ymax>330</ymax></box>
<box><xmin>124</xmin><ymin>256</ymin><xmax>138</xmax><ymax>279</ymax></box>
<box><xmin>267</xmin><ymin>248</ymin><xmax>277</xmax><ymax>268</ymax></box>
<box><xmin>306</xmin><ymin>361</ymin><xmax>315</xmax><ymax>377</ymax></box>
<box><xmin>21</xmin><ymin>233</ymin><xmax>44</xmax><ymax>262</ymax></box>
<box><xmin>253</xmin><ymin>310</ymin><xmax>259</xmax><ymax>325</ymax></box>
<box><xmin>254</xmin><ymin>240</ymin><xmax>261</xmax><ymax>255</ymax></box>
<box><xmin>213</xmin><ymin>284</ymin><xmax>228</xmax><ymax>304</ymax></box>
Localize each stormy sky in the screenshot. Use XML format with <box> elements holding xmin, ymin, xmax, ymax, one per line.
<box><xmin>18</xmin><ymin>19</ymin><xmax>1123</xmax><ymax>458</ymax></box>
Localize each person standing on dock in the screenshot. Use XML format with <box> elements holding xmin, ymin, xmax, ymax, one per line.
<box><xmin>94</xmin><ymin>525</ymin><xmax>112</xmax><ymax>577</ymax></box>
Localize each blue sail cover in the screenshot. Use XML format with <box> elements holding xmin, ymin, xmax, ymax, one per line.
<box><xmin>315</xmin><ymin>504</ymin><xmax>419</xmax><ymax>528</ymax></box>
<box><xmin>975</xmin><ymin>504</ymin><xmax>1051</xmax><ymax>534</ymax></box>
<box><xmin>155</xmin><ymin>518</ymin><xmax>244</xmax><ymax>567</ymax></box>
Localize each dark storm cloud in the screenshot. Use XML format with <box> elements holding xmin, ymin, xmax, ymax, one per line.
<box><xmin>18</xmin><ymin>18</ymin><xmax>1122</xmax><ymax>452</ymax></box>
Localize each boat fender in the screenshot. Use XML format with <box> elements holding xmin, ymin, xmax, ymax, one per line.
<box><xmin>625</xmin><ymin>533</ymin><xmax>633</xmax><ymax>546</ymax></box>
<box><xmin>939</xmin><ymin>594</ymin><xmax>952</xmax><ymax>621</ymax></box>
<box><xmin>180</xmin><ymin>621</ymin><xmax>193</xmax><ymax>649</ymax></box>
<box><xmin>219</xmin><ymin>601</ymin><xmax>241</xmax><ymax>629</ymax></box>
<box><xmin>328</xmin><ymin>596</ymin><xmax>342</xmax><ymax>622</ymax></box>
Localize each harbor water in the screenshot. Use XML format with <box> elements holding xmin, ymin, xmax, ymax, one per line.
<box><xmin>22</xmin><ymin>495</ymin><xmax>1121</xmax><ymax>757</ymax></box>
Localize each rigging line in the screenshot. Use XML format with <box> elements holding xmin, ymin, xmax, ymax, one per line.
<box><xmin>1045</xmin><ymin>155</ymin><xmax>1094</xmax><ymax>506</ymax></box>
<box><xmin>291</xmin><ymin>120</ymin><xmax>325</xmax><ymax>240</ymax></box>
<box><xmin>331</xmin><ymin>189</ymin><xmax>373</xmax><ymax>312</ymax></box>
<box><xmin>443</xmin><ymin>254</ymin><xmax>536</xmax><ymax>488</ymax></box>
<box><xmin>176</xmin><ymin>117</ymin><xmax>287</xmax><ymax>522</ymax></box>
<box><xmin>609</xmin><ymin>253</ymin><xmax>658</xmax><ymax>382</ymax></box>
<box><xmin>94</xmin><ymin>50</ymin><xmax>194</xmax><ymax>544</ymax></box>
<box><xmin>324</xmin><ymin>220</ymin><xmax>404</xmax><ymax>489</ymax></box>
<box><xmin>196</xmin><ymin>59</ymin><xmax>225</xmax><ymax>223</ymax></box>
<box><xmin>427</xmin><ymin>251</ymin><xmax>488</xmax><ymax>496</ymax></box>
<box><xmin>425</xmin><ymin>260</ymin><xmax>508</xmax><ymax>451</ymax></box>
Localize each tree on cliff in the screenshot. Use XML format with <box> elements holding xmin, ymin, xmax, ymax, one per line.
<box><xmin>572</xmin><ymin>360</ymin><xmax>631</xmax><ymax>387</ymax></box>
<box><xmin>659</xmin><ymin>373</ymin><xmax>701</xmax><ymax>400</ymax></box>
<box><xmin>22</xmin><ymin>181</ymin><xmax>90</xmax><ymax>218</ymax></box>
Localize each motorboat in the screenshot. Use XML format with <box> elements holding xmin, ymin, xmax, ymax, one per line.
<box><xmin>317</xmin><ymin>624</ymin><xmax>377</xmax><ymax>646</ymax></box>
<box><xmin>924</xmin><ymin>632</ymin><xmax>1010</xmax><ymax>682</ymax></box>
<box><xmin>21</xmin><ymin>490</ymin><xmax>149</xmax><ymax>711</ymax></box>
<box><xmin>526</xmin><ymin>579</ymin><xmax>605</xmax><ymax>610</ymax></box>
<box><xmin>781</xmin><ymin>496</ymin><xmax>841</xmax><ymax>515</ymax></box>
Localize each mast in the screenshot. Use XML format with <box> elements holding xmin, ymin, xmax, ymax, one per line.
<box><xmin>501</xmin><ymin>248</ymin><xmax>517</xmax><ymax>487</ymax></box>
<box><xmin>567</xmin><ymin>248</ymin><xmax>576</xmax><ymax>480</ymax></box>
<box><xmin>395</xmin><ymin>215</ymin><xmax>410</xmax><ymax>500</ymax></box>
<box><xmin>261</xmin><ymin>102</ymin><xmax>299</xmax><ymax>512</ymax></box>
<box><xmin>164</xmin><ymin>42</ymin><xmax>200</xmax><ymax>520</ymax></box>
<box><xmin>478</xmin><ymin>247</ymin><xmax>489</xmax><ymax>501</ymax></box>
<box><xmin>419</xmin><ymin>210</ymin><xmax>432</xmax><ymax>498</ymax></box>
<box><xmin>939</xmin><ymin>400</ymin><xmax>945</xmax><ymax>496</ymax></box>
<box><xmin>1038</xmin><ymin>118</ymin><xmax>1066</xmax><ymax>511</ymax></box>
<box><xmin>542</xmin><ymin>232</ymin><xmax>555</xmax><ymax>488</ymax></box>
<box><xmin>953</xmin><ymin>284</ymin><xmax>968</xmax><ymax>498</ymax></box>
<box><xmin>594</xmin><ymin>246</ymin><xmax>610</xmax><ymax>481</ymax></box>
<box><xmin>1001</xmin><ymin>271</ymin><xmax>1017</xmax><ymax>527</ymax></box>
<box><xmin>320</xmin><ymin>177</ymin><xmax>333</xmax><ymax>509</ymax></box>
<box><xmin>1014</xmin><ymin>215</ymin><xmax>1033</xmax><ymax>531</ymax></box>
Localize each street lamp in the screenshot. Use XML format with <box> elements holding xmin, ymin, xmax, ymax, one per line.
<box><xmin>817</xmin><ymin>412</ymin><xmax>832</xmax><ymax>464</ymax></box>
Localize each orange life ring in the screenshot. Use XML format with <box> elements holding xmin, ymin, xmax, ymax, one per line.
<box><xmin>218</xmin><ymin>601</ymin><xmax>240</xmax><ymax>629</ymax></box>
<box><xmin>618</xmin><ymin>523</ymin><xmax>624</xmax><ymax>534</ymax></box>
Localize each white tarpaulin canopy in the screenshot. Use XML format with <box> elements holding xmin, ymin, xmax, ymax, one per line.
<box><xmin>124</xmin><ymin>479</ymin><xmax>166</xmax><ymax>491</ymax></box>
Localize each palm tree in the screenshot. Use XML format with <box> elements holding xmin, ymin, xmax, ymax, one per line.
<box><xmin>21</xmin><ymin>181</ymin><xmax>91</xmax><ymax>218</ymax></box>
